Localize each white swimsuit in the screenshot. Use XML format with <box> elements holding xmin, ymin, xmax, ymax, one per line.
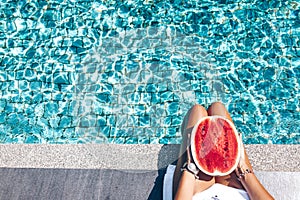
<box><xmin>192</xmin><ymin>183</ymin><xmax>249</xmax><ymax>200</ymax></box>
<box><xmin>163</xmin><ymin>165</ymin><xmax>250</xmax><ymax>200</ymax></box>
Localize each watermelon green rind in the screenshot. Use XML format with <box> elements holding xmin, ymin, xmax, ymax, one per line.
<box><xmin>190</xmin><ymin>116</ymin><xmax>241</xmax><ymax>176</ymax></box>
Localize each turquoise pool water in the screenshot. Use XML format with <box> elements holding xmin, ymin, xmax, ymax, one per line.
<box><xmin>0</xmin><ymin>0</ymin><xmax>299</xmax><ymax>144</ymax></box>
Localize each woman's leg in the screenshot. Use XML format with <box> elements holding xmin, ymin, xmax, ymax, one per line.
<box><xmin>173</xmin><ymin>104</ymin><xmax>215</xmax><ymax>198</ymax></box>
<box><xmin>207</xmin><ymin>102</ymin><xmax>245</xmax><ymax>189</ymax></box>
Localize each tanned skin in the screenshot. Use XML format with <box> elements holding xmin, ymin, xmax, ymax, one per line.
<box><xmin>173</xmin><ymin>102</ymin><xmax>274</xmax><ymax>200</ymax></box>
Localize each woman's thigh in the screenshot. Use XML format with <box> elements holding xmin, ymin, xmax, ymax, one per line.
<box><xmin>173</xmin><ymin>104</ymin><xmax>215</xmax><ymax>197</ymax></box>
<box><xmin>207</xmin><ymin>102</ymin><xmax>245</xmax><ymax>189</ymax></box>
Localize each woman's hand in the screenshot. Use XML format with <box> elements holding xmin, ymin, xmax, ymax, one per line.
<box><xmin>235</xmin><ymin>134</ymin><xmax>253</xmax><ymax>178</ymax></box>
<box><xmin>184</xmin><ymin>133</ymin><xmax>201</xmax><ymax>179</ymax></box>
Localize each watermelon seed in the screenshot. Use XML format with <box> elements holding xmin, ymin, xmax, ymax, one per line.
<box><xmin>201</xmin><ymin>126</ymin><xmax>206</xmax><ymax>135</ymax></box>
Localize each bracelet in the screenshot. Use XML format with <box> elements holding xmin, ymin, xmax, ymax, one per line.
<box><xmin>237</xmin><ymin>168</ymin><xmax>253</xmax><ymax>181</ymax></box>
<box><xmin>181</xmin><ymin>168</ymin><xmax>199</xmax><ymax>179</ymax></box>
<box><xmin>181</xmin><ymin>162</ymin><xmax>200</xmax><ymax>180</ymax></box>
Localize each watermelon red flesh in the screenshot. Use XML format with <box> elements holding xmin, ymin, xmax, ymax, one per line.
<box><xmin>193</xmin><ymin>117</ymin><xmax>239</xmax><ymax>176</ymax></box>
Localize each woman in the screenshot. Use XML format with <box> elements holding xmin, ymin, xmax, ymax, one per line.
<box><xmin>173</xmin><ymin>102</ymin><xmax>274</xmax><ymax>200</ymax></box>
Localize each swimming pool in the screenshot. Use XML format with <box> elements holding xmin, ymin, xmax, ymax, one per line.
<box><xmin>0</xmin><ymin>0</ymin><xmax>299</xmax><ymax>144</ymax></box>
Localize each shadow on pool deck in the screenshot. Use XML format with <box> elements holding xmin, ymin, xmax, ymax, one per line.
<box><xmin>0</xmin><ymin>144</ymin><xmax>299</xmax><ymax>200</ymax></box>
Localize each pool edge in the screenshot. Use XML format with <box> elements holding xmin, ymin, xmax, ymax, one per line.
<box><xmin>0</xmin><ymin>144</ymin><xmax>299</xmax><ymax>171</ymax></box>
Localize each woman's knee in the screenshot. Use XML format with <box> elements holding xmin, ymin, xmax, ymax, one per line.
<box><xmin>207</xmin><ymin>102</ymin><xmax>226</xmax><ymax>114</ymax></box>
<box><xmin>181</xmin><ymin>104</ymin><xmax>207</xmax><ymax>134</ymax></box>
<box><xmin>208</xmin><ymin>101</ymin><xmax>226</xmax><ymax>110</ymax></box>
<box><xmin>189</xmin><ymin>104</ymin><xmax>207</xmax><ymax>116</ymax></box>
<box><xmin>207</xmin><ymin>101</ymin><xmax>232</xmax><ymax>121</ymax></box>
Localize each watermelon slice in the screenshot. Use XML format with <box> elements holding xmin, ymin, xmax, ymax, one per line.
<box><xmin>190</xmin><ymin>116</ymin><xmax>241</xmax><ymax>176</ymax></box>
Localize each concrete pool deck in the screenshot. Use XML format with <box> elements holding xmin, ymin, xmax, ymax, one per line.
<box><xmin>0</xmin><ymin>144</ymin><xmax>299</xmax><ymax>199</ymax></box>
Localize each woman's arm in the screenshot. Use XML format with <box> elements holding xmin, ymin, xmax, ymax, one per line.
<box><xmin>174</xmin><ymin>170</ymin><xmax>195</xmax><ymax>200</ymax></box>
<box><xmin>238</xmin><ymin>172</ymin><xmax>274</xmax><ymax>200</ymax></box>
<box><xmin>237</xmin><ymin>135</ymin><xmax>274</xmax><ymax>200</ymax></box>
<box><xmin>174</xmin><ymin>132</ymin><xmax>198</xmax><ymax>200</ymax></box>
